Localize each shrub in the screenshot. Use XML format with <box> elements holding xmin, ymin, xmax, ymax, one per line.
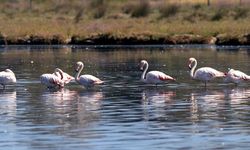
<box><xmin>131</xmin><ymin>0</ymin><xmax>150</xmax><ymax>18</ymax></box>
<box><xmin>211</xmin><ymin>9</ymin><xmax>225</xmax><ymax>21</ymax></box>
<box><xmin>90</xmin><ymin>0</ymin><xmax>104</xmax><ymax>8</ymax></box>
<box><xmin>93</xmin><ymin>5</ymin><xmax>106</xmax><ymax>19</ymax></box>
<box><xmin>89</xmin><ymin>0</ymin><xmax>107</xmax><ymax>19</ymax></box>
<box><xmin>74</xmin><ymin>8</ymin><xmax>84</xmax><ymax>23</ymax></box>
<box><xmin>159</xmin><ymin>4</ymin><xmax>179</xmax><ymax>18</ymax></box>
<box><xmin>192</xmin><ymin>4</ymin><xmax>203</xmax><ymax>10</ymax></box>
<box><xmin>234</xmin><ymin>7</ymin><xmax>248</xmax><ymax>20</ymax></box>
<box><xmin>122</xmin><ymin>3</ymin><xmax>134</xmax><ymax>14</ymax></box>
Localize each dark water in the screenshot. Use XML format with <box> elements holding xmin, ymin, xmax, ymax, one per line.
<box><xmin>0</xmin><ymin>45</ymin><xmax>249</xmax><ymax>150</ymax></box>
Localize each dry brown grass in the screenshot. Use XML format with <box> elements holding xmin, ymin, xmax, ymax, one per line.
<box><xmin>0</xmin><ymin>0</ymin><xmax>249</xmax><ymax>43</ymax></box>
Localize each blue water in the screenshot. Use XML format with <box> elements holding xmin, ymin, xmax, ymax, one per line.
<box><xmin>0</xmin><ymin>45</ymin><xmax>249</xmax><ymax>150</ymax></box>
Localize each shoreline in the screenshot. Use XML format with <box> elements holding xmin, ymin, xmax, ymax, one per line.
<box><xmin>1</xmin><ymin>33</ymin><xmax>250</xmax><ymax>46</ymax></box>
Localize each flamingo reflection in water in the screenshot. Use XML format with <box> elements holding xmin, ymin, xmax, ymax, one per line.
<box><xmin>189</xmin><ymin>89</ymin><xmax>226</xmax><ymax>122</ymax></box>
<box><xmin>224</xmin><ymin>88</ymin><xmax>250</xmax><ymax>105</ymax></box>
<box><xmin>39</xmin><ymin>89</ymin><xmax>104</xmax><ymax>138</ymax></box>
<box><xmin>142</xmin><ymin>89</ymin><xmax>176</xmax><ymax>106</ymax></box>
<box><xmin>141</xmin><ymin>89</ymin><xmax>176</xmax><ymax>121</ymax></box>
<box><xmin>77</xmin><ymin>91</ymin><xmax>104</xmax><ymax>111</ymax></box>
<box><xmin>223</xmin><ymin>88</ymin><xmax>250</xmax><ymax>121</ymax></box>
<box><xmin>0</xmin><ymin>90</ymin><xmax>16</xmax><ymax>118</ymax></box>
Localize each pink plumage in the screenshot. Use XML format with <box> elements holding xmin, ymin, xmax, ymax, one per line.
<box><xmin>140</xmin><ymin>60</ymin><xmax>176</xmax><ymax>84</ymax></box>
<box><xmin>224</xmin><ymin>68</ymin><xmax>250</xmax><ymax>84</ymax></box>
<box><xmin>40</xmin><ymin>68</ymin><xmax>73</xmax><ymax>89</ymax></box>
<box><xmin>188</xmin><ymin>57</ymin><xmax>225</xmax><ymax>86</ymax></box>
<box><xmin>74</xmin><ymin>61</ymin><xmax>103</xmax><ymax>88</ymax></box>
<box><xmin>53</xmin><ymin>68</ymin><xmax>74</xmax><ymax>84</ymax></box>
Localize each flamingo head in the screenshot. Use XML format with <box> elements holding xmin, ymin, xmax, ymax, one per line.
<box><xmin>75</xmin><ymin>61</ymin><xmax>84</xmax><ymax>72</ymax></box>
<box><xmin>140</xmin><ymin>60</ymin><xmax>147</xmax><ymax>70</ymax></box>
<box><xmin>188</xmin><ymin>57</ymin><xmax>196</xmax><ymax>69</ymax></box>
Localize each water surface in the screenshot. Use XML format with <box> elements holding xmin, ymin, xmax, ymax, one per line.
<box><xmin>0</xmin><ymin>45</ymin><xmax>249</xmax><ymax>150</ymax></box>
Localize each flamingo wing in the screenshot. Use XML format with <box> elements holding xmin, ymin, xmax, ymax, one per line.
<box><xmin>79</xmin><ymin>74</ymin><xmax>103</xmax><ymax>87</ymax></box>
<box><xmin>62</xmin><ymin>72</ymin><xmax>74</xmax><ymax>84</ymax></box>
<box><xmin>53</xmin><ymin>70</ymin><xmax>74</xmax><ymax>84</ymax></box>
<box><xmin>195</xmin><ymin>67</ymin><xmax>224</xmax><ymax>81</ymax></box>
<box><xmin>230</xmin><ymin>69</ymin><xmax>250</xmax><ymax>80</ymax></box>
<box><xmin>146</xmin><ymin>71</ymin><xmax>175</xmax><ymax>83</ymax></box>
<box><xmin>40</xmin><ymin>74</ymin><xmax>64</xmax><ymax>88</ymax></box>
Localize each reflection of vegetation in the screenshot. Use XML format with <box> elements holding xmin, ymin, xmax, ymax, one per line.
<box><xmin>0</xmin><ymin>0</ymin><xmax>249</xmax><ymax>44</ymax></box>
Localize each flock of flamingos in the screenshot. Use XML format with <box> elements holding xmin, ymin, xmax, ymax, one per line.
<box><xmin>0</xmin><ymin>57</ymin><xmax>249</xmax><ymax>89</ymax></box>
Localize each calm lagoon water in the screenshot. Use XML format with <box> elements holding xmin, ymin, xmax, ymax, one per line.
<box><xmin>0</xmin><ymin>45</ymin><xmax>249</xmax><ymax>150</ymax></box>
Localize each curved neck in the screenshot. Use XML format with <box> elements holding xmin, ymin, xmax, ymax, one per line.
<box><xmin>141</xmin><ymin>62</ymin><xmax>148</xmax><ymax>82</ymax></box>
<box><xmin>75</xmin><ymin>64</ymin><xmax>83</xmax><ymax>83</ymax></box>
<box><xmin>190</xmin><ymin>60</ymin><xmax>197</xmax><ymax>79</ymax></box>
<box><xmin>55</xmin><ymin>68</ymin><xmax>64</xmax><ymax>80</ymax></box>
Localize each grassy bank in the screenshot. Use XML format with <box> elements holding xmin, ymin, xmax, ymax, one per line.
<box><xmin>0</xmin><ymin>0</ymin><xmax>250</xmax><ymax>45</ymax></box>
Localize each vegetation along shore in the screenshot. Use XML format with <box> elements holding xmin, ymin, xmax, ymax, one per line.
<box><xmin>0</xmin><ymin>0</ymin><xmax>250</xmax><ymax>45</ymax></box>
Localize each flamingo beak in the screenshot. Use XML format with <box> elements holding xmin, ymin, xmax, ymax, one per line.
<box><xmin>188</xmin><ymin>60</ymin><xmax>192</xmax><ymax>69</ymax></box>
<box><xmin>188</xmin><ymin>63</ymin><xmax>192</xmax><ymax>70</ymax></box>
<box><xmin>140</xmin><ymin>64</ymin><xmax>144</xmax><ymax>70</ymax></box>
<box><xmin>139</xmin><ymin>62</ymin><xmax>145</xmax><ymax>70</ymax></box>
<box><xmin>74</xmin><ymin>65</ymin><xmax>79</xmax><ymax>72</ymax></box>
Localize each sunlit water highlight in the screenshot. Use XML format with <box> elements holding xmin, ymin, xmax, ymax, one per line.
<box><xmin>0</xmin><ymin>45</ymin><xmax>249</xmax><ymax>150</ymax></box>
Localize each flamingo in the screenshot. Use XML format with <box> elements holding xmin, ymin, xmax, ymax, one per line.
<box><xmin>53</xmin><ymin>68</ymin><xmax>74</xmax><ymax>84</ymax></box>
<box><xmin>40</xmin><ymin>68</ymin><xmax>65</xmax><ymax>89</ymax></box>
<box><xmin>0</xmin><ymin>69</ymin><xmax>16</xmax><ymax>89</ymax></box>
<box><xmin>188</xmin><ymin>57</ymin><xmax>225</xmax><ymax>87</ymax></box>
<box><xmin>74</xmin><ymin>61</ymin><xmax>103</xmax><ymax>88</ymax></box>
<box><xmin>140</xmin><ymin>60</ymin><xmax>176</xmax><ymax>85</ymax></box>
<box><xmin>224</xmin><ymin>68</ymin><xmax>250</xmax><ymax>84</ymax></box>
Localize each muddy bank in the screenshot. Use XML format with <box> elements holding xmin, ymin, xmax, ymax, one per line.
<box><xmin>0</xmin><ymin>33</ymin><xmax>250</xmax><ymax>45</ymax></box>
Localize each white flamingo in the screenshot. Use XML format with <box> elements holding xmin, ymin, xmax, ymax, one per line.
<box><xmin>74</xmin><ymin>61</ymin><xmax>103</xmax><ymax>88</ymax></box>
<box><xmin>40</xmin><ymin>68</ymin><xmax>65</xmax><ymax>89</ymax></box>
<box><xmin>224</xmin><ymin>68</ymin><xmax>250</xmax><ymax>84</ymax></box>
<box><xmin>53</xmin><ymin>68</ymin><xmax>74</xmax><ymax>84</ymax></box>
<box><xmin>140</xmin><ymin>60</ymin><xmax>176</xmax><ymax>84</ymax></box>
<box><xmin>0</xmin><ymin>69</ymin><xmax>16</xmax><ymax>89</ymax></box>
<box><xmin>188</xmin><ymin>57</ymin><xmax>225</xmax><ymax>86</ymax></box>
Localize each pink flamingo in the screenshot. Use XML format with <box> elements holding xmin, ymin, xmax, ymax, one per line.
<box><xmin>40</xmin><ymin>68</ymin><xmax>65</xmax><ymax>89</ymax></box>
<box><xmin>188</xmin><ymin>57</ymin><xmax>225</xmax><ymax>87</ymax></box>
<box><xmin>74</xmin><ymin>61</ymin><xmax>103</xmax><ymax>88</ymax></box>
<box><xmin>140</xmin><ymin>60</ymin><xmax>176</xmax><ymax>84</ymax></box>
<box><xmin>224</xmin><ymin>68</ymin><xmax>250</xmax><ymax>84</ymax></box>
<box><xmin>0</xmin><ymin>69</ymin><xmax>16</xmax><ymax>89</ymax></box>
<box><xmin>53</xmin><ymin>68</ymin><xmax>74</xmax><ymax>84</ymax></box>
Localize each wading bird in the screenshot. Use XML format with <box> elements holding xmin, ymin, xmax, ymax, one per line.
<box><xmin>140</xmin><ymin>60</ymin><xmax>175</xmax><ymax>85</ymax></box>
<box><xmin>224</xmin><ymin>68</ymin><xmax>250</xmax><ymax>85</ymax></box>
<box><xmin>40</xmin><ymin>68</ymin><xmax>65</xmax><ymax>89</ymax></box>
<box><xmin>188</xmin><ymin>57</ymin><xmax>225</xmax><ymax>87</ymax></box>
<box><xmin>53</xmin><ymin>68</ymin><xmax>74</xmax><ymax>84</ymax></box>
<box><xmin>0</xmin><ymin>69</ymin><xmax>16</xmax><ymax>89</ymax></box>
<box><xmin>74</xmin><ymin>61</ymin><xmax>103</xmax><ymax>88</ymax></box>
